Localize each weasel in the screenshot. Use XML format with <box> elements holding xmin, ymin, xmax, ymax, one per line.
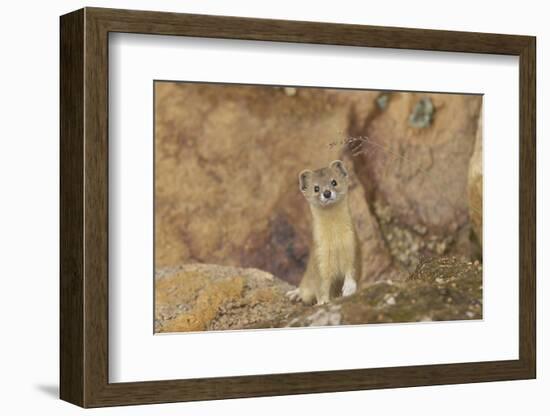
<box><xmin>287</xmin><ymin>160</ymin><xmax>361</xmax><ymax>305</ymax></box>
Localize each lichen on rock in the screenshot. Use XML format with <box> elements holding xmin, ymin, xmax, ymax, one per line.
<box><xmin>155</xmin><ymin>264</ymin><xmax>301</xmax><ymax>333</ymax></box>
<box><xmin>408</xmin><ymin>97</ymin><xmax>435</xmax><ymax>128</ymax></box>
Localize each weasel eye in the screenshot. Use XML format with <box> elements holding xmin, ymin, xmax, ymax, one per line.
<box><xmin>314</xmin><ymin>185</ymin><xmax>320</xmax><ymax>193</ymax></box>
<box><xmin>331</xmin><ymin>179</ymin><xmax>338</xmax><ymax>187</ymax></box>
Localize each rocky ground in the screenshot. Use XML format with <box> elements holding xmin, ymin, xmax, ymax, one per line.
<box><xmin>155</xmin><ymin>263</ymin><xmax>300</xmax><ymax>333</ymax></box>
<box><xmin>155</xmin><ymin>257</ymin><xmax>482</xmax><ymax>333</ymax></box>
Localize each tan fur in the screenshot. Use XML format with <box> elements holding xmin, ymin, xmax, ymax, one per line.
<box><xmin>287</xmin><ymin>160</ymin><xmax>361</xmax><ymax>305</ymax></box>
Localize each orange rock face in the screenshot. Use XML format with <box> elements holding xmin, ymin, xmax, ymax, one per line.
<box><xmin>468</xmin><ymin>113</ymin><xmax>483</xmax><ymax>245</ymax></box>
<box><xmin>350</xmin><ymin>92</ymin><xmax>482</xmax><ymax>269</ymax></box>
<box><xmin>154</xmin><ymin>82</ymin><xmax>482</xmax><ymax>285</ymax></box>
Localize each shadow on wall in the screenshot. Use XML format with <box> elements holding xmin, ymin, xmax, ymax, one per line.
<box><xmin>34</xmin><ymin>384</ymin><xmax>58</xmax><ymax>399</ymax></box>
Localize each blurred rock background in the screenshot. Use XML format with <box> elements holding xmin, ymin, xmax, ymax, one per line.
<box><xmin>155</xmin><ymin>82</ymin><xmax>482</xmax><ymax>289</ymax></box>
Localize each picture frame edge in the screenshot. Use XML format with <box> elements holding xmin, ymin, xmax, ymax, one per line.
<box><xmin>59</xmin><ymin>7</ymin><xmax>537</xmax><ymax>408</ymax></box>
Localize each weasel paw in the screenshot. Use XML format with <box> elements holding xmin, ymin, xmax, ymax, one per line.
<box><xmin>342</xmin><ymin>278</ymin><xmax>357</xmax><ymax>297</ymax></box>
<box><xmin>286</xmin><ymin>288</ymin><xmax>301</xmax><ymax>302</ymax></box>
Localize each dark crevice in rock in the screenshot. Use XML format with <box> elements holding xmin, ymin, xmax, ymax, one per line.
<box><xmin>344</xmin><ymin>93</ymin><xmax>481</xmax><ymax>276</ymax></box>
<box><xmin>346</xmin><ymin>97</ymin><xmax>407</xmax><ymax>279</ymax></box>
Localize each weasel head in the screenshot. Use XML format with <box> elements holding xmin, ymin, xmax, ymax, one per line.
<box><xmin>299</xmin><ymin>160</ymin><xmax>349</xmax><ymax>209</ymax></box>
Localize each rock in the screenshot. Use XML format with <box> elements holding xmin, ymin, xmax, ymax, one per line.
<box><xmin>155</xmin><ymin>84</ymin><xmax>482</xmax><ymax>287</ymax></box>
<box><xmin>468</xmin><ymin>113</ymin><xmax>483</xmax><ymax>246</ymax></box>
<box><xmin>155</xmin><ymin>258</ymin><xmax>482</xmax><ymax>332</ymax></box>
<box><xmin>349</xmin><ymin>92</ymin><xmax>482</xmax><ymax>271</ymax></box>
<box><xmin>384</xmin><ymin>294</ymin><xmax>396</xmax><ymax>305</ymax></box>
<box><xmin>376</xmin><ymin>93</ymin><xmax>390</xmax><ymax>110</ymax></box>
<box><xmin>342</xmin><ymin>152</ymin><xmax>398</xmax><ymax>283</ymax></box>
<box><xmin>155</xmin><ymin>83</ymin><xmax>392</xmax><ymax>285</ymax></box>
<box><xmin>261</xmin><ymin>256</ymin><xmax>482</xmax><ymax>328</ymax></box>
<box><xmin>408</xmin><ymin>97</ymin><xmax>434</xmax><ymax>128</ymax></box>
<box><xmin>283</xmin><ymin>87</ymin><xmax>297</xmax><ymax>96</ymax></box>
<box><xmin>287</xmin><ymin>305</ymin><xmax>342</xmax><ymax>327</ymax></box>
<box><xmin>155</xmin><ymin>263</ymin><xmax>300</xmax><ymax>333</ymax></box>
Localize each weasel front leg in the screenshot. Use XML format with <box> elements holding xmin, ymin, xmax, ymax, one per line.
<box><xmin>316</xmin><ymin>274</ymin><xmax>332</xmax><ymax>305</ymax></box>
<box><xmin>286</xmin><ymin>288</ymin><xmax>301</xmax><ymax>302</ymax></box>
<box><xmin>286</xmin><ymin>279</ymin><xmax>316</xmax><ymax>305</ymax></box>
<box><xmin>342</xmin><ymin>270</ymin><xmax>358</xmax><ymax>297</ymax></box>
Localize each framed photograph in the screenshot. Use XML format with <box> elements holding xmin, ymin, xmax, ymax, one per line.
<box><xmin>60</xmin><ymin>7</ymin><xmax>536</xmax><ymax>408</ymax></box>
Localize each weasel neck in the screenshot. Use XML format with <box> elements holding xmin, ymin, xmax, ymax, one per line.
<box><xmin>310</xmin><ymin>197</ymin><xmax>353</xmax><ymax>233</ymax></box>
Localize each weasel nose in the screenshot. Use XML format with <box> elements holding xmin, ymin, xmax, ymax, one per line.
<box><xmin>323</xmin><ymin>190</ymin><xmax>332</xmax><ymax>199</ymax></box>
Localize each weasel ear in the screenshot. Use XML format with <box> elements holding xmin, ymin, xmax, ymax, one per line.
<box><xmin>330</xmin><ymin>160</ymin><xmax>348</xmax><ymax>177</ymax></box>
<box><xmin>299</xmin><ymin>170</ymin><xmax>312</xmax><ymax>192</ymax></box>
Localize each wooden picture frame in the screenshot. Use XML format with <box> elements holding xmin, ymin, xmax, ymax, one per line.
<box><xmin>60</xmin><ymin>7</ymin><xmax>536</xmax><ymax>408</ymax></box>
